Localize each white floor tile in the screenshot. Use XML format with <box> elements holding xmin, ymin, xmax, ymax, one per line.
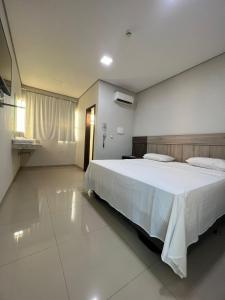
<box><xmin>0</xmin><ymin>216</ymin><xmax>55</xmax><ymax>266</ymax></box>
<box><xmin>1</xmin><ymin>166</ymin><xmax>225</xmax><ymax>300</ymax></box>
<box><xmin>150</xmin><ymin>227</ymin><xmax>225</xmax><ymax>300</ymax></box>
<box><xmin>47</xmin><ymin>189</ymin><xmax>92</xmax><ymax>214</ymax></box>
<box><xmin>58</xmin><ymin>226</ymin><xmax>157</xmax><ymax>300</ymax></box>
<box><xmin>51</xmin><ymin>203</ymin><xmax>108</xmax><ymax>243</ymax></box>
<box><xmin>0</xmin><ymin>171</ymin><xmax>50</xmax><ymax>226</ymax></box>
<box><xmin>0</xmin><ymin>247</ymin><xmax>68</xmax><ymax>300</ymax></box>
<box><xmin>109</xmin><ymin>268</ymin><xmax>176</xmax><ymax>300</ymax></box>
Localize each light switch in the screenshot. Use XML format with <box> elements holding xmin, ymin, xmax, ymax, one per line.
<box><xmin>117</xmin><ymin>127</ymin><xmax>124</xmax><ymax>135</ymax></box>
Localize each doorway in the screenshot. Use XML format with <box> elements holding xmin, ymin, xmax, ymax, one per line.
<box><xmin>84</xmin><ymin>105</ymin><xmax>96</xmax><ymax>171</ymax></box>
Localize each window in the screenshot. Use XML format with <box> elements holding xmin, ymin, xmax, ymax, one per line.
<box><xmin>22</xmin><ymin>90</ymin><xmax>76</xmax><ymax>141</ymax></box>
<box><xmin>16</xmin><ymin>98</ymin><xmax>26</xmax><ymax>134</ymax></box>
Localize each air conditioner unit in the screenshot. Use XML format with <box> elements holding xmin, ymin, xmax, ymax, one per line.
<box><xmin>114</xmin><ymin>91</ymin><xmax>134</xmax><ymax>105</ymax></box>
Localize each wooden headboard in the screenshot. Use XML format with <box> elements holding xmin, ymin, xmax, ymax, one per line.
<box><xmin>132</xmin><ymin>134</ymin><xmax>225</xmax><ymax>161</ymax></box>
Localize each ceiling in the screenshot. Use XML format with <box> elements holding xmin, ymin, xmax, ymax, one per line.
<box><xmin>5</xmin><ymin>0</ymin><xmax>225</xmax><ymax>98</ymax></box>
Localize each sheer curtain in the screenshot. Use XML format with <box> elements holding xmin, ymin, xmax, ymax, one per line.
<box><xmin>23</xmin><ymin>90</ymin><xmax>76</xmax><ymax>142</ymax></box>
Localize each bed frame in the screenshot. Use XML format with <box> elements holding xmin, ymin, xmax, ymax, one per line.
<box><xmin>131</xmin><ymin>133</ymin><xmax>225</xmax><ymax>252</ymax></box>
<box><xmin>132</xmin><ymin>133</ymin><xmax>225</xmax><ymax>161</ymax></box>
<box><xmin>93</xmin><ymin>134</ymin><xmax>225</xmax><ymax>256</ymax></box>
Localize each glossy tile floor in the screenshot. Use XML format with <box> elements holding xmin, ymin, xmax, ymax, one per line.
<box><xmin>0</xmin><ymin>166</ymin><xmax>225</xmax><ymax>300</ymax></box>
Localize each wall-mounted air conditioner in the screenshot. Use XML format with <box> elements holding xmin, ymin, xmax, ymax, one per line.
<box><xmin>114</xmin><ymin>91</ymin><xmax>134</xmax><ymax>105</ymax></box>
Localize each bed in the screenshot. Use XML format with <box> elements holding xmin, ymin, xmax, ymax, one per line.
<box><xmin>85</xmin><ymin>133</ymin><xmax>225</xmax><ymax>278</ymax></box>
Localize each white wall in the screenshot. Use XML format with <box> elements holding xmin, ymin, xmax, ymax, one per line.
<box><xmin>0</xmin><ymin>1</ymin><xmax>21</xmax><ymax>203</ymax></box>
<box><xmin>134</xmin><ymin>54</ymin><xmax>225</xmax><ymax>136</ymax></box>
<box><xmin>75</xmin><ymin>80</ymin><xmax>135</xmax><ymax>168</ymax></box>
<box><xmin>21</xmin><ymin>141</ymin><xmax>76</xmax><ymax>167</ymax></box>
<box><xmin>95</xmin><ymin>81</ymin><xmax>135</xmax><ymax>160</ymax></box>
<box><xmin>75</xmin><ymin>82</ymin><xmax>99</xmax><ymax>168</ymax></box>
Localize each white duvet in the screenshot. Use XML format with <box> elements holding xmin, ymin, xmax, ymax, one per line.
<box><xmin>85</xmin><ymin>159</ymin><xmax>225</xmax><ymax>278</ymax></box>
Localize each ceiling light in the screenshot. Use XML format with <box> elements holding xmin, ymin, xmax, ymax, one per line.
<box><xmin>100</xmin><ymin>55</ymin><xmax>113</xmax><ymax>66</ymax></box>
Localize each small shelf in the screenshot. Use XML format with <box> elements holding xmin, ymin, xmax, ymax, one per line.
<box><xmin>12</xmin><ymin>142</ymin><xmax>42</xmax><ymax>154</ymax></box>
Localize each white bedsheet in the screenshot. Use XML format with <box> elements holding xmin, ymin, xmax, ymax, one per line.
<box><xmin>85</xmin><ymin>159</ymin><xmax>225</xmax><ymax>278</ymax></box>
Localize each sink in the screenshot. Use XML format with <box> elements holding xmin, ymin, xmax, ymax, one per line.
<box><xmin>12</xmin><ymin>138</ymin><xmax>42</xmax><ymax>152</ymax></box>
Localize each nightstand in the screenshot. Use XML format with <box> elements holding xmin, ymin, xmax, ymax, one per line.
<box><xmin>122</xmin><ymin>155</ymin><xmax>136</xmax><ymax>159</ymax></box>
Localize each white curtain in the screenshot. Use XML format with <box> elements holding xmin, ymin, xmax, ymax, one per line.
<box><xmin>23</xmin><ymin>90</ymin><xmax>76</xmax><ymax>142</ymax></box>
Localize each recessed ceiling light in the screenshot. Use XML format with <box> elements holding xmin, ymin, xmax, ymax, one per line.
<box><xmin>100</xmin><ymin>55</ymin><xmax>113</xmax><ymax>66</ymax></box>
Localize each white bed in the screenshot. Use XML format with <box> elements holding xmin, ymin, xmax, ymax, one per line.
<box><xmin>85</xmin><ymin>159</ymin><xmax>225</xmax><ymax>278</ymax></box>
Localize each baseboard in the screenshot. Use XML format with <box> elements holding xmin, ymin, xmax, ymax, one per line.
<box><xmin>21</xmin><ymin>164</ymin><xmax>84</xmax><ymax>171</ymax></box>
<box><xmin>21</xmin><ymin>164</ymin><xmax>77</xmax><ymax>168</ymax></box>
<box><xmin>73</xmin><ymin>164</ymin><xmax>84</xmax><ymax>170</ymax></box>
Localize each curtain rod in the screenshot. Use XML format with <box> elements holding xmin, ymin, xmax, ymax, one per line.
<box><xmin>22</xmin><ymin>86</ymin><xmax>78</xmax><ymax>103</ymax></box>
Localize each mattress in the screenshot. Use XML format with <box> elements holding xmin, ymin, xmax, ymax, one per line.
<box><xmin>85</xmin><ymin>159</ymin><xmax>225</xmax><ymax>278</ymax></box>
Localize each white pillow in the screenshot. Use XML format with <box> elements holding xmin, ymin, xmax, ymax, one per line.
<box><xmin>143</xmin><ymin>153</ymin><xmax>175</xmax><ymax>162</ymax></box>
<box><xmin>186</xmin><ymin>157</ymin><xmax>225</xmax><ymax>172</ymax></box>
